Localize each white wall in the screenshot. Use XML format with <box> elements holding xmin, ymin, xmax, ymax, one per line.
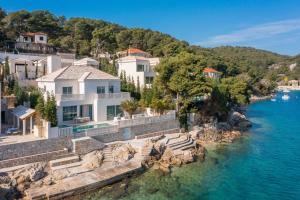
<box><xmin>34</xmin><ymin>34</ymin><xmax>47</xmax><ymax>44</ymax></box>
<box><xmin>47</xmin><ymin>55</ymin><xmax>61</xmax><ymax>73</ymax></box>
<box><xmin>38</xmin><ymin>81</ymin><xmax>56</xmax><ymax>94</ymax></box>
<box><xmin>117</xmin><ymin>57</ymin><xmax>158</xmax><ymax>88</ymax></box>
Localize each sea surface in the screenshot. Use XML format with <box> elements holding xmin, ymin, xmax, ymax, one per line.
<box><xmin>82</xmin><ymin>91</ymin><xmax>300</xmax><ymax>200</ymax></box>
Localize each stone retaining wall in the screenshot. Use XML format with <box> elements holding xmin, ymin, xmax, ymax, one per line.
<box><xmin>136</xmin><ymin>128</ymin><xmax>180</xmax><ymax>139</ymax></box>
<box><xmin>0</xmin><ymin>137</ymin><xmax>72</xmax><ymax>161</ymax></box>
<box><xmin>0</xmin><ymin>149</ymin><xmax>69</xmax><ymax>168</ymax></box>
<box><xmin>72</xmin><ymin>137</ymin><xmax>105</xmax><ymax>155</ymax></box>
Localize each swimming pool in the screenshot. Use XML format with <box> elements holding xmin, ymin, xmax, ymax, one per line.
<box><xmin>72</xmin><ymin>123</ymin><xmax>110</xmax><ymax>133</ymax></box>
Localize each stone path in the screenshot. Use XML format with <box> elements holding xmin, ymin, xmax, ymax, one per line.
<box><xmin>25</xmin><ymin>160</ymin><xmax>142</xmax><ymax>200</ymax></box>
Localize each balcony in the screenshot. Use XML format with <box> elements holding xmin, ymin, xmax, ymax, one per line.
<box><xmin>56</xmin><ymin>92</ymin><xmax>130</xmax><ymax>103</ymax></box>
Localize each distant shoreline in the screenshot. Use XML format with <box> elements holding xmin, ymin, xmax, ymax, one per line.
<box><xmin>277</xmin><ymin>86</ymin><xmax>300</xmax><ymax>91</ymax></box>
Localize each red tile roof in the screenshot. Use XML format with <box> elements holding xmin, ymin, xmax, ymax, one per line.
<box><xmin>21</xmin><ymin>32</ymin><xmax>47</xmax><ymax>36</ymax></box>
<box><xmin>203</xmin><ymin>67</ymin><xmax>220</xmax><ymax>73</ymax></box>
<box><xmin>127</xmin><ymin>48</ymin><xmax>145</xmax><ymax>53</ymax></box>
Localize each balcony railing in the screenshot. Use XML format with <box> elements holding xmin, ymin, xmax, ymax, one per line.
<box><xmin>56</xmin><ymin>92</ymin><xmax>130</xmax><ymax>102</ymax></box>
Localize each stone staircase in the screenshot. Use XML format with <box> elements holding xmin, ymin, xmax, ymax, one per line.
<box><xmin>166</xmin><ymin>134</ymin><xmax>196</xmax><ymax>151</ymax></box>
<box><xmin>49</xmin><ymin>154</ymin><xmax>80</xmax><ymax>167</ymax></box>
<box><xmin>102</xmin><ymin>146</ymin><xmax>113</xmax><ymax>163</ymax></box>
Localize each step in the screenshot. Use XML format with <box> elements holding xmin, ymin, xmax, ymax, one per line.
<box><xmin>49</xmin><ymin>155</ymin><xmax>80</xmax><ymax>168</ymax></box>
<box><xmin>167</xmin><ymin>135</ymin><xmax>188</xmax><ymax>145</ymax></box>
<box><xmin>171</xmin><ymin>139</ymin><xmax>194</xmax><ymax>150</ymax></box>
<box><xmin>181</xmin><ymin>142</ymin><xmax>196</xmax><ymax>151</ymax></box>
<box><xmin>168</xmin><ymin>137</ymin><xmax>190</xmax><ymax>148</ymax></box>
<box><xmin>51</xmin><ymin>161</ymin><xmax>82</xmax><ymax>171</ymax></box>
<box><xmin>165</xmin><ymin>134</ymin><xmax>180</xmax><ymax>144</ymax></box>
<box><xmin>0</xmin><ymin>163</ymin><xmax>31</xmax><ymax>173</ymax></box>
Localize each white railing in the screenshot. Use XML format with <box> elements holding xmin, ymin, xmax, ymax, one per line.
<box><xmin>56</xmin><ymin>92</ymin><xmax>130</xmax><ymax>102</ymax></box>
<box><xmin>58</xmin><ymin>126</ymin><xmax>73</xmax><ymax>137</ymax></box>
<box><xmin>118</xmin><ymin>111</ymin><xmax>176</xmax><ymax>128</ymax></box>
<box><xmin>58</xmin><ymin>110</ymin><xmax>176</xmax><ymax>138</ymax></box>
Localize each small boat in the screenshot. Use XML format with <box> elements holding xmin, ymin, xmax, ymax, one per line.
<box><xmin>283</xmin><ymin>89</ymin><xmax>290</xmax><ymax>93</ymax></box>
<box><xmin>282</xmin><ymin>94</ymin><xmax>290</xmax><ymax>100</ymax></box>
<box><xmin>271</xmin><ymin>99</ymin><xmax>276</xmax><ymax>102</ymax></box>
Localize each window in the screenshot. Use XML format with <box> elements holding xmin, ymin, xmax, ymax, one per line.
<box><xmin>39</xmin><ymin>36</ymin><xmax>44</xmax><ymax>41</ymax></box>
<box><xmin>63</xmin><ymin>106</ymin><xmax>77</xmax><ymax>121</ymax></box>
<box><xmin>137</xmin><ymin>64</ymin><xmax>144</xmax><ymax>72</ymax></box>
<box><xmin>145</xmin><ymin>77</ymin><xmax>154</xmax><ymax>84</ymax></box>
<box><xmin>107</xmin><ymin>105</ymin><xmax>123</xmax><ymax>120</ymax></box>
<box><xmin>97</xmin><ymin>86</ymin><xmax>105</xmax><ymax>94</ymax></box>
<box><xmin>24</xmin><ymin>36</ymin><xmax>28</xmax><ymax>41</ymax></box>
<box><xmin>62</xmin><ymin>87</ymin><xmax>72</xmax><ymax>95</ymax></box>
<box><xmin>109</xmin><ymin>85</ymin><xmax>114</xmax><ymax>93</ymax></box>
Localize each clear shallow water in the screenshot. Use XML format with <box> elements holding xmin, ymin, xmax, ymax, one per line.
<box><xmin>82</xmin><ymin>91</ymin><xmax>300</xmax><ymax>200</ymax></box>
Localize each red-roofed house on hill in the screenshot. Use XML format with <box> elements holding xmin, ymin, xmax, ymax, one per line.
<box><xmin>116</xmin><ymin>48</ymin><xmax>159</xmax><ymax>88</ymax></box>
<box><xmin>117</xmin><ymin>48</ymin><xmax>151</xmax><ymax>58</ymax></box>
<box><xmin>17</xmin><ymin>32</ymin><xmax>48</xmax><ymax>44</ymax></box>
<box><xmin>15</xmin><ymin>32</ymin><xmax>55</xmax><ymax>53</ymax></box>
<box><xmin>203</xmin><ymin>67</ymin><xmax>221</xmax><ymax>79</ymax></box>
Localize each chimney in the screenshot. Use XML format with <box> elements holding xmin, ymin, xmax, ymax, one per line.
<box><xmin>47</xmin><ymin>55</ymin><xmax>61</xmax><ymax>73</ymax></box>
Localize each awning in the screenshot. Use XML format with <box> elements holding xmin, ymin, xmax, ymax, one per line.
<box><xmin>12</xmin><ymin>105</ymin><xmax>35</xmax><ymax>120</ymax></box>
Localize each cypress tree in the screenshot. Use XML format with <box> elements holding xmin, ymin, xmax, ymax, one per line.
<box><xmin>3</xmin><ymin>57</ymin><xmax>9</xmax><ymax>79</ymax></box>
<box><xmin>25</xmin><ymin>63</ymin><xmax>28</xmax><ymax>79</ymax></box>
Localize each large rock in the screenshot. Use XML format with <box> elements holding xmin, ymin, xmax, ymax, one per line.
<box><xmin>82</xmin><ymin>150</ymin><xmax>104</xmax><ymax>169</ymax></box>
<box><xmin>13</xmin><ymin>162</ymin><xmax>47</xmax><ymax>183</ymax></box>
<box><xmin>112</xmin><ymin>144</ymin><xmax>136</xmax><ymax>163</ymax></box>
<box><xmin>229</xmin><ymin>111</ymin><xmax>252</xmax><ymax>131</ymax></box>
<box><xmin>0</xmin><ymin>173</ymin><xmax>11</xmax><ymax>185</ymax></box>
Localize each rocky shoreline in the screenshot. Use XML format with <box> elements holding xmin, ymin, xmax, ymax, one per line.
<box><xmin>250</xmin><ymin>94</ymin><xmax>274</xmax><ymax>103</ymax></box>
<box><xmin>0</xmin><ymin>111</ymin><xmax>251</xmax><ymax>200</ymax></box>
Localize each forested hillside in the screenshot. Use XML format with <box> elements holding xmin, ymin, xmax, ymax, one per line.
<box><xmin>1</xmin><ymin>8</ymin><xmax>300</xmax><ymax>127</ymax></box>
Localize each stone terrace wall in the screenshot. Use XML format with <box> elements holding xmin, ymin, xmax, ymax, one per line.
<box><xmin>72</xmin><ymin>137</ymin><xmax>105</xmax><ymax>155</ymax></box>
<box><xmin>0</xmin><ymin>137</ymin><xmax>72</xmax><ymax>161</ymax></box>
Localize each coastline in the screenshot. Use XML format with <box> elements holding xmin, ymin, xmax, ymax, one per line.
<box><xmin>0</xmin><ymin>111</ymin><xmax>251</xmax><ymax>200</ymax></box>
<box><xmin>277</xmin><ymin>85</ymin><xmax>300</xmax><ymax>91</ymax></box>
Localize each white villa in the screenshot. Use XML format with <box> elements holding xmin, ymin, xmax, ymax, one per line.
<box><xmin>36</xmin><ymin>65</ymin><xmax>130</xmax><ymax>126</ymax></box>
<box><xmin>74</xmin><ymin>57</ymin><xmax>99</xmax><ymax>68</ymax></box>
<box><xmin>116</xmin><ymin>48</ymin><xmax>159</xmax><ymax>88</ymax></box>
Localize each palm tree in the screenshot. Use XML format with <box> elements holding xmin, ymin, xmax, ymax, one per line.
<box><xmin>120</xmin><ymin>100</ymin><xmax>138</xmax><ymax>119</ymax></box>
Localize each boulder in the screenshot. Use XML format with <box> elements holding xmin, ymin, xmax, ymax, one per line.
<box><xmin>112</xmin><ymin>144</ymin><xmax>136</xmax><ymax>163</ymax></box>
<box><xmin>0</xmin><ymin>173</ymin><xmax>11</xmax><ymax>185</ymax></box>
<box><xmin>229</xmin><ymin>111</ymin><xmax>251</xmax><ymax>131</ymax></box>
<box><xmin>13</xmin><ymin>162</ymin><xmax>47</xmax><ymax>183</ymax></box>
<box><xmin>82</xmin><ymin>150</ymin><xmax>104</xmax><ymax>169</ymax></box>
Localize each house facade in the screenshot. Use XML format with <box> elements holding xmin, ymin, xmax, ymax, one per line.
<box><xmin>116</xmin><ymin>49</ymin><xmax>160</xmax><ymax>88</ymax></box>
<box><xmin>203</xmin><ymin>67</ymin><xmax>221</xmax><ymax>79</ymax></box>
<box><xmin>17</xmin><ymin>32</ymin><xmax>48</xmax><ymax>44</ymax></box>
<box><xmin>36</xmin><ymin>65</ymin><xmax>130</xmax><ymax>126</ymax></box>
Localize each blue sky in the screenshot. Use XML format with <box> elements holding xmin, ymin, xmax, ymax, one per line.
<box><xmin>1</xmin><ymin>0</ymin><xmax>300</xmax><ymax>56</ymax></box>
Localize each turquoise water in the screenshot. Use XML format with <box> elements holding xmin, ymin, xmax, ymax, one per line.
<box><xmin>82</xmin><ymin>91</ymin><xmax>300</xmax><ymax>200</ymax></box>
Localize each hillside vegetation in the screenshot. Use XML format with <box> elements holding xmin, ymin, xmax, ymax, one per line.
<box><xmin>1</xmin><ymin>8</ymin><xmax>300</xmax><ymax>128</ymax></box>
